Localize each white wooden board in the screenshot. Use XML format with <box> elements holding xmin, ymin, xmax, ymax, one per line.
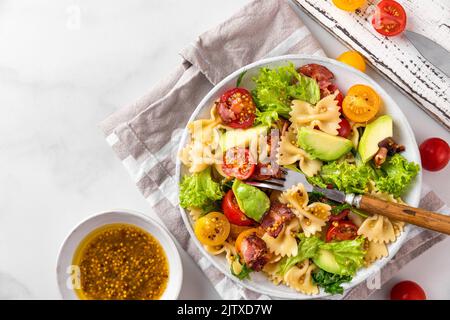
<box><xmin>293</xmin><ymin>0</ymin><xmax>450</xmax><ymax>130</ymax></box>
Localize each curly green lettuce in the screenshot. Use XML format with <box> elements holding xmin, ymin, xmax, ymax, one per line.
<box><xmin>312</xmin><ymin>269</ymin><xmax>352</xmax><ymax>294</ymax></box>
<box><xmin>279</xmin><ymin>234</ymin><xmax>365</xmax><ymax>277</ymax></box>
<box><xmin>319</xmin><ymin>236</ymin><xmax>366</xmax><ymax>276</ymax></box>
<box><xmin>278</xmin><ymin>234</ymin><xmax>322</xmax><ymax>275</ymax></box>
<box><xmin>309</xmin><ymin>161</ymin><xmax>375</xmax><ymax>194</ymax></box>
<box><xmin>179</xmin><ymin>167</ymin><xmax>224</xmax><ymax>212</ymax></box>
<box><xmin>375</xmin><ymin>154</ymin><xmax>420</xmax><ymax>197</ymax></box>
<box><xmin>252</xmin><ymin>63</ymin><xmax>320</xmax><ymax>127</ymax></box>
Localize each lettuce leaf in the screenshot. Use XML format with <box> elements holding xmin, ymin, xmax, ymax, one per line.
<box><xmin>279</xmin><ymin>234</ymin><xmax>366</xmax><ymax>277</ymax></box>
<box><xmin>375</xmin><ymin>154</ymin><xmax>420</xmax><ymax>197</ymax></box>
<box><xmin>252</xmin><ymin>63</ymin><xmax>320</xmax><ymax>126</ymax></box>
<box><xmin>312</xmin><ymin>269</ymin><xmax>352</xmax><ymax>294</ymax></box>
<box><xmin>310</xmin><ymin>161</ymin><xmax>375</xmax><ymax>194</ymax></box>
<box><xmin>179</xmin><ymin>167</ymin><xmax>224</xmax><ymax>212</ymax></box>
<box><xmin>278</xmin><ymin>234</ymin><xmax>322</xmax><ymax>275</ymax></box>
<box><xmin>320</xmin><ymin>236</ymin><xmax>366</xmax><ymax>276</ymax></box>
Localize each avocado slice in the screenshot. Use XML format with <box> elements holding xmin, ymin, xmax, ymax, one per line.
<box><xmin>358</xmin><ymin>115</ymin><xmax>393</xmax><ymax>163</ymax></box>
<box><xmin>313</xmin><ymin>249</ymin><xmax>344</xmax><ymax>275</ymax></box>
<box><xmin>297</xmin><ymin>127</ymin><xmax>353</xmax><ymax>161</ymax></box>
<box><xmin>220</xmin><ymin>125</ymin><xmax>268</xmax><ymax>150</ymax></box>
<box><xmin>231</xmin><ymin>180</ymin><xmax>270</xmax><ymax>222</ymax></box>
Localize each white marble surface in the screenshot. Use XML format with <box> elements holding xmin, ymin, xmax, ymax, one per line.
<box><xmin>0</xmin><ymin>0</ymin><xmax>448</xmax><ymax>300</ymax></box>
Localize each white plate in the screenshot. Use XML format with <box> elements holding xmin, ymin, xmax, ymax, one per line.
<box><xmin>176</xmin><ymin>55</ymin><xmax>422</xmax><ymax>299</ymax></box>
<box><xmin>56</xmin><ymin>209</ymin><xmax>183</xmax><ymax>300</ymax></box>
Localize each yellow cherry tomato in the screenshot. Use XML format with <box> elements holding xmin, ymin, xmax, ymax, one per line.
<box><xmin>342</xmin><ymin>84</ymin><xmax>381</xmax><ymax>122</ymax></box>
<box><xmin>194</xmin><ymin>212</ymin><xmax>230</xmax><ymax>246</ymax></box>
<box><xmin>235</xmin><ymin>228</ymin><xmax>261</xmax><ymax>254</ymax></box>
<box><xmin>332</xmin><ymin>0</ymin><xmax>366</xmax><ymax>12</ymax></box>
<box><xmin>337</xmin><ymin>51</ymin><xmax>366</xmax><ymax>72</ymax></box>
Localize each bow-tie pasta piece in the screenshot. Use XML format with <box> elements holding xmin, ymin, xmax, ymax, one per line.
<box><xmin>277</xmin><ymin>127</ymin><xmax>322</xmax><ymax>177</ymax></box>
<box><xmin>290</xmin><ymin>93</ymin><xmax>341</xmax><ymax>136</ymax></box>
<box><xmin>180</xmin><ymin>105</ymin><xmax>222</xmax><ymax>173</ymax></box>
<box><xmin>262</xmin><ymin>218</ymin><xmax>300</xmax><ymax>257</ymax></box>
<box><xmin>279</xmin><ymin>183</ymin><xmax>331</xmax><ymax>237</ymax></box>
<box><xmin>283</xmin><ymin>260</ymin><xmax>319</xmax><ymax>295</ymax></box>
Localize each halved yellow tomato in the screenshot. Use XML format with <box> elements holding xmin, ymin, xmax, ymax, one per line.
<box><xmin>337</xmin><ymin>51</ymin><xmax>366</xmax><ymax>72</ymax></box>
<box><xmin>342</xmin><ymin>84</ymin><xmax>381</xmax><ymax>122</ymax></box>
<box><xmin>235</xmin><ymin>228</ymin><xmax>261</xmax><ymax>254</ymax></box>
<box><xmin>332</xmin><ymin>0</ymin><xmax>366</xmax><ymax>12</ymax></box>
<box><xmin>194</xmin><ymin>212</ymin><xmax>230</xmax><ymax>246</ymax></box>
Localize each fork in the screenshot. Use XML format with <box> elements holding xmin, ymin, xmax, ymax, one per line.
<box><xmin>246</xmin><ymin>168</ymin><xmax>450</xmax><ymax>235</ymax></box>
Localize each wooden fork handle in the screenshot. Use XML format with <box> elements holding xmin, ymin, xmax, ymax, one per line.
<box><xmin>356</xmin><ymin>194</ymin><xmax>450</xmax><ymax>235</ymax></box>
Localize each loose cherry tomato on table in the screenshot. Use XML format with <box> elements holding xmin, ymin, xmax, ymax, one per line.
<box><xmin>337</xmin><ymin>51</ymin><xmax>366</xmax><ymax>72</ymax></box>
<box><xmin>329</xmin><ymin>209</ymin><xmax>350</xmax><ymax>222</ymax></box>
<box><xmin>326</xmin><ymin>220</ymin><xmax>358</xmax><ymax>242</ymax></box>
<box><xmin>332</xmin><ymin>0</ymin><xmax>366</xmax><ymax>12</ymax></box>
<box><xmin>371</xmin><ymin>0</ymin><xmax>407</xmax><ymax>37</ymax></box>
<box><xmin>194</xmin><ymin>212</ymin><xmax>231</xmax><ymax>246</ymax></box>
<box><xmin>337</xmin><ymin>117</ymin><xmax>351</xmax><ymax>138</ymax></box>
<box><xmin>419</xmin><ymin>138</ymin><xmax>449</xmax><ymax>171</ymax></box>
<box><xmin>222</xmin><ymin>147</ymin><xmax>256</xmax><ymax>180</ymax></box>
<box><xmin>390</xmin><ymin>280</ymin><xmax>426</xmax><ymax>300</ymax></box>
<box><xmin>342</xmin><ymin>84</ymin><xmax>381</xmax><ymax>123</ymax></box>
<box><xmin>222</xmin><ymin>190</ymin><xmax>255</xmax><ymax>226</ymax></box>
<box><xmin>217</xmin><ymin>88</ymin><xmax>256</xmax><ymax>129</ymax></box>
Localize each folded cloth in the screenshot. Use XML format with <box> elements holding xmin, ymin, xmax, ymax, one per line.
<box><xmin>100</xmin><ymin>0</ymin><xmax>448</xmax><ymax>299</ymax></box>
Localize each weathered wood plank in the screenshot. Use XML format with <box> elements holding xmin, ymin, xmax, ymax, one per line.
<box><xmin>293</xmin><ymin>0</ymin><xmax>450</xmax><ymax>130</ymax></box>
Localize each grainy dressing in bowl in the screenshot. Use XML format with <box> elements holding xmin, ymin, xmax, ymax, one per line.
<box><xmin>72</xmin><ymin>223</ymin><xmax>169</xmax><ymax>300</ymax></box>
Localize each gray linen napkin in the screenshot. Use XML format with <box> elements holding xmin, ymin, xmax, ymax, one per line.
<box><xmin>100</xmin><ymin>0</ymin><xmax>448</xmax><ymax>299</ymax></box>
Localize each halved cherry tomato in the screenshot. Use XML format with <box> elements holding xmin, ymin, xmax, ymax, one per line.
<box><xmin>337</xmin><ymin>51</ymin><xmax>366</xmax><ymax>72</ymax></box>
<box><xmin>419</xmin><ymin>138</ymin><xmax>449</xmax><ymax>171</ymax></box>
<box><xmin>217</xmin><ymin>88</ymin><xmax>256</xmax><ymax>129</ymax></box>
<box><xmin>337</xmin><ymin>117</ymin><xmax>351</xmax><ymax>138</ymax></box>
<box><xmin>222</xmin><ymin>190</ymin><xmax>255</xmax><ymax>226</ymax></box>
<box><xmin>222</xmin><ymin>147</ymin><xmax>255</xmax><ymax>180</ymax></box>
<box><xmin>326</xmin><ymin>220</ymin><xmax>358</xmax><ymax>242</ymax></box>
<box><xmin>372</xmin><ymin>0</ymin><xmax>407</xmax><ymax>37</ymax></box>
<box><xmin>332</xmin><ymin>0</ymin><xmax>366</xmax><ymax>12</ymax></box>
<box><xmin>194</xmin><ymin>212</ymin><xmax>231</xmax><ymax>246</ymax></box>
<box><xmin>342</xmin><ymin>84</ymin><xmax>381</xmax><ymax>122</ymax></box>
<box><xmin>329</xmin><ymin>209</ymin><xmax>350</xmax><ymax>222</ymax></box>
<box><xmin>390</xmin><ymin>281</ymin><xmax>426</xmax><ymax>300</ymax></box>
<box><xmin>235</xmin><ymin>228</ymin><xmax>261</xmax><ymax>254</ymax></box>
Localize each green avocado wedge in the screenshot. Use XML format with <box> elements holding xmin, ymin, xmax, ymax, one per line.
<box><xmin>313</xmin><ymin>249</ymin><xmax>343</xmax><ymax>275</ymax></box>
<box><xmin>358</xmin><ymin>115</ymin><xmax>393</xmax><ymax>163</ymax></box>
<box><xmin>232</xmin><ymin>180</ymin><xmax>270</xmax><ymax>222</ymax></box>
<box><xmin>297</xmin><ymin>127</ymin><xmax>353</xmax><ymax>161</ymax></box>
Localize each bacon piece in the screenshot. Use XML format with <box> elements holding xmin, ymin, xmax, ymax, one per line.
<box><xmin>240</xmin><ymin>235</ymin><xmax>269</xmax><ymax>271</ymax></box>
<box><xmin>260</xmin><ymin>202</ymin><xmax>295</xmax><ymax>238</ymax></box>
<box><xmin>298</xmin><ymin>64</ymin><xmax>335</xmax><ymax>98</ymax></box>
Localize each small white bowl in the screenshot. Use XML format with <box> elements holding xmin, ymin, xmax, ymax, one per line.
<box><xmin>56</xmin><ymin>209</ymin><xmax>183</xmax><ymax>300</ymax></box>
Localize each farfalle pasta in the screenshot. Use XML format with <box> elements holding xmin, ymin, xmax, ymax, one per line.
<box><xmin>262</xmin><ymin>218</ymin><xmax>300</xmax><ymax>257</ymax></box>
<box><xmin>277</xmin><ymin>127</ymin><xmax>322</xmax><ymax>177</ymax></box>
<box><xmin>289</xmin><ymin>93</ymin><xmax>341</xmax><ymax>136</ymax></box>
<box><xmin>279</xmin><ymin>183</ymin><xmax>331</xmax><ymax>237</ymax></box>
<box><xmin>283</xmin><ymin>260</ymin><xmax>319</xmax><ymax>295</ymax></box>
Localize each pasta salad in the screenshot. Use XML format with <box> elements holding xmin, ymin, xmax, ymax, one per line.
<box><xmin>178</xmin><ymin>62</ymin><xmax>419</xmax><ymax>295</ymax></box>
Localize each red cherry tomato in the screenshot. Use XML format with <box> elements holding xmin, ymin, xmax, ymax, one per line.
<box><xmin>337</xmin><ymin>117</ymin><xmax>351</xmax><ymax>138</ymax></box>
<box><xmin>222</xmin><ymin>147</ymin><xmax>256</xmax><ymax>180</ymax></box>
<box><xmin>326</xmin><ymin>220</ymin><xmax>358</xmax><ymax>242</ymax></box>
<box><xmin>371</xmin><ymin>0</ymin><xmax>407</xmax><ymax>37</ymax></box>
<box><xmin>329</xmin><ymin>209</ymin><xmax>350</xmax><ymax>222</ymax></box>
<box><xmin>222</xmin><ymin>190</ymin><xmax>255</xmax><ymax>226</ymax></box>
<box><xmin>419</xmin><ymin>138</ymin><xmax>449</xmax><ymax>171</ymax></box>
<box><xmin>217</xmin><ymin>88</ymin><xmax>256</xmax><ymax>129</ymax></box>
<box><xmin>390</xmin><ymin>281</ymin><xmax>426</xmax><ymax>300</ymax></box>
